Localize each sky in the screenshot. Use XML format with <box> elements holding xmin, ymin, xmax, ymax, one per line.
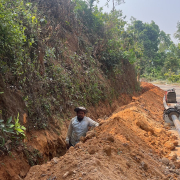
<box><xmin>97</xmin><ymin>0</ymin><xmax>180</xmax><ymax>44</ymax></box>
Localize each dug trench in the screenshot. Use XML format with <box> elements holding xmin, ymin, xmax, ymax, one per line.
<box><xmin>1</xmin><ymin>82</ymin><xmax>180</xmax><ymax>180</ymax></box>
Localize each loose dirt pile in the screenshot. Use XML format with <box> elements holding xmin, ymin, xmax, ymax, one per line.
<box><xmin>25</xmin><ymin>83</ymin><xmax>180</xmax><ymax>180</ymax></box>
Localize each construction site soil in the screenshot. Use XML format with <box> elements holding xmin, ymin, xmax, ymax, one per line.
<box><xmin>24</xmin><ymin>82</ymin><xmax>180</xmax><ymax>180</ymax></box>
<box><xmin>2</xmin><ymin>82</ymin><xmax>180</xmax><ymax>180</ymax></box>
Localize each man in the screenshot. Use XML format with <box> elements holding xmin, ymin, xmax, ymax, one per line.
<box><xmin>66</xmin><ymin>107</ymin><xmax>99</xmax><ymax>148</ymax></box>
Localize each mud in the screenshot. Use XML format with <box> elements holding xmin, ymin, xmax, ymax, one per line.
<box><xmin>24</xmin><ymin>82</ymin><xmax>180</xmax><ymax>180</ymax></box>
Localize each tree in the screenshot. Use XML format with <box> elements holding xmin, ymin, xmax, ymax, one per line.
<box><xmin>0</xmin><ymin>0</ymin><xmax>37</xmax><ymax>70</ymax></box>
<box><xmin>158</xmin><ymin>31</ymin><xmax>172</xmax><ymax>53</ymax></box>
<box><xmin>112</xmin><ymin>0</ymin><xmax>124</xmax><ymax>11</ymax></box>
<box><xmin>175</xmin><ymin>21</ymin><xmax>180</xmax><ymax>41</ymax></box>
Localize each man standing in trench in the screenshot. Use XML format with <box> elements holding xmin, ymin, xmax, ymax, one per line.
<box><xmin>66</xmin><ymin>107</ymin><xmax>99</xmax><ymax>148</ymax></box>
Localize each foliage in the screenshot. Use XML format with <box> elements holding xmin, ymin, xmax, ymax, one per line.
<box><xmin>1</xmin><ymin>0</ymin><xmax>139</xmax><ymax>130</ymax></box>
<box><xmin>73</xmin><ymin>0</ymin><xmax>104</xmax><ymax>37</ymax></box>
<box><xmin>23</xmin><ymin>147</ymin><xmax>43</xmax><ymax>166</ymax></box>
<box><xmin>0</xmin><ymin>117</ymin><xmax>15</xmax><ymax>146</ymax></box>
<box><xmin>14</xmin><ymin>113</ymin><xmax>26</xmax><ymax>136</ymax></box>
<box><xmin>0</xmin><ymin>0</ymin><xmax>37</xmax><ymax>67</ymax></box>
<box><xmin>164</xmin><ymin>71</ymin><xmax>180</xmax><ymax>83</ymax></box>
<box><xmin>0</xmin><ymin>114</ymin><xmax>26</xmax><ymax>150</ymax></box>
<box><xmin>127</xmin><ymin>18</ymin><xmax>180</xmax><ymax>81</ymax></box>
<box><xmin>98</xmin><ymin>10</ymin><xmax>143</xmax><ymax>70</ymax></box>
<box><xmin>175</xmin><ymin>21</ymin><xmax>180</xmax><ymax>41</ymax></box>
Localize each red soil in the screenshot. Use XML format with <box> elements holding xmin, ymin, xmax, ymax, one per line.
<box><xmin>24</xmin><ymin>83</ymin><xmax>180</xmax><ymax>180</ymax></box>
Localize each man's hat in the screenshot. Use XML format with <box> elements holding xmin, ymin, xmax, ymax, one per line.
<box><xmin>74</xmin><ymin>107</ymin><xmax>88</xmax><ymax>113</ymax></box>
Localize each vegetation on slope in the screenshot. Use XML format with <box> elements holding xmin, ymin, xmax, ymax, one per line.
<box><xmin>0</xmin><ymin>0</ymin><xmax>139</xmax><ymax>136</ymax></box>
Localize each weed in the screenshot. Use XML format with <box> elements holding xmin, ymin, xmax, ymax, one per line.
<box><xmin>23</xmin><ymin>148</ymin><xmax>43</xmax><ymax>166</ymax></box>
<box><xmin>14</xmin><ymin>113</ymin><xmax>26</xmax><ymax>137</ymax></box>
<box><xmin>8</xmin><ymin>151</ymin><xmax>14</xmax><ymax>158</ymax></box>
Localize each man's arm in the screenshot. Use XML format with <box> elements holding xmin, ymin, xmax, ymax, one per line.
<box><xmin>66</xmin><ymin>119</ymin><xmax>73</xmax><ymax>146</ymax></box>
<box><xmin>87</xmin><ymin>117</ymin><xmax>99</xmax><ymax>127</ymax></box>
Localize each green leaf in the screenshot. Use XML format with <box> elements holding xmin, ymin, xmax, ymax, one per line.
<box><xmin>0</xmin><ymin>119</ymin><xmax>4</xmax><ymax>123</ymax></box>
<box><xmin>15</xmin><ymin>128</ymin><xmax>24</xmax><ymax>133</ymax></box>
<box><xmin>0</xmin><ymin>92</ymin><xmax>4</xmax><ymax>94</ymax></box>
<box><xmin>21</xmin><ymin>126</ymin><xmax>26</xmax><ymax>130</ymax></box>
<box><xmin>0</xmin><ymin>136</ymin><xmax>5</xmax><ymax>146</ymax></box>
<box><xmin>0</xmin><ymin>124</ymin><xmax>5</xmax><ymax>128</ymax></box>
<box><xmin>6</xmin><ymin>124</ymin><xmax>14</xmax><ymax>128</ymax></box>
<box><xmin>3</xmin><ymin>128</ymin><xmax>14</xmax><ymax>133</ymax></box>
<box><xmin>7</xmin><ymin>116</ymin><xmax>12</xmax><ymax>124</ymax></box>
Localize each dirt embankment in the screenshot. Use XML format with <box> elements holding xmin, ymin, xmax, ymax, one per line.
<box><xmin>24</xmin><ymin>83</ymin><xmax>180</xmax><ymax>180</ymax></box>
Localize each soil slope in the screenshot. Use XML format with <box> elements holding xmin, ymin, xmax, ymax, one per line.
<box><xmin>25</xmin><ymin>83</ymin><xmax>180</xmax><ymax>180</ymax></box>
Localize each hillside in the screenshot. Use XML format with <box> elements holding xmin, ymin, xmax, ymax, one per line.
<box><xmin>0</xmin><ymin>0</ymin><xmax>138</xmax><ymax>127</ymax></box>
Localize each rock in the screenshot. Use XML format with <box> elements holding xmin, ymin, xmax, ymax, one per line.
<box><xmin>82</xmin><ymin>172</ymin><xmax>86</xmax><ymax>176</ymax></box>
<box><xmin>166</xmin><ymin>132</ymin><xmax>172</xmax><ymax>137</ymax></box>
<box><xmin>51</xmin><ymin>157</ymin><xmax>59</xmax><ymax>164</ymax></box>
<box><xmin>74</xmin><ymin>142</ymin><xmax>83</xmax><ymax>149</ymax></box>
<box><xmin>63</xmin><ymin>171</ymin><xmax>74</xmax><ymax>178</ymax></box>
<box><xmin>164</xmin><ymin>141</ymin><xmax>175</xmax><ymax>150</ymax></box>
<box><xmin>173</xmin><ymin>141</ymin><xmax>178</xmax><ymax>146</ymax></box>
<box><xmin>85</xmin><ymin>131</ymin><xmax>96</xmax><ymax>140</ymax></box>
<box><xmin>88</xmin><ymin>146</ymin><xmax>97</xmax><ymax>155</ymax></box>
<box><xmin>41</xmin><ymin>174</ymin><xmax>46</xmax><ymax>177</ymax></box>
<box><xmin>169</xmin><ymin>162</ymin><xmax>175</xmax><ymax>169</ymax></box>
<box><xmin>169</xmin><ymin>152</ymin><xmax>177</xmax><ymax>161</ymax></box>
<box><xmin>174</xmin><ymin>161</ymin><xmax>180</xmax><ymax>169</ymax></box>
<box><xmin>103</xmin><ymin>145</ymin><xmax>111</xmax><ymax>156</ymax></box>
<box><xmin>106</xmin><ymin>135</ymin><xmax>114</xmax><ymax>142</ymax></box>
<box><xmin>63</xmin><ymin>171</ymin><xmax>69</xmax><ymax>178</ymax></box>
<box><xmin>80</xmin><ymin>136</ymin><xmax>86</xmax><ymax>143</ymax></box>
<box><xmin>172</xmin><ymin>135</ymin><xmax>178</xmax><ymax>140</ymax></box>
<box><xmin>148</xmin><ymin>131</ymin><xmax>152</xmax><ymax>136</ymax></box>
<box><xmin>164</xmin><ymin>123</ymin><xmax>171</xmax><ymax>129</ymax></box>
<box><xmin>161</xmin><ymin>157</ymin><xmax>170</xmax><ymax>165</ymax></box>
<box><xmin>132</xmin><ymin>96</ymin><xmax>138</xmax><ymax>102</ymax></box>
<box><xmin>68</xmin><ymin>146</ymin><xmax>75</xmax><ymax>152</ymax></box>
<box><xmin>154</xmin><ymin>128</ymin><xmax>165</xmax><ymax>136</ymax></box>
<box><xmin>135</xmin><ymin>120</ymin><xmax>154</xmax><ymax>134</ymax></box>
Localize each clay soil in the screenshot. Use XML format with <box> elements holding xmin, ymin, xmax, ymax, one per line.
<box><xmin>24</xmin><ymin>83</ymin><xmax>180</xmax><ymax>180</ymax></box>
